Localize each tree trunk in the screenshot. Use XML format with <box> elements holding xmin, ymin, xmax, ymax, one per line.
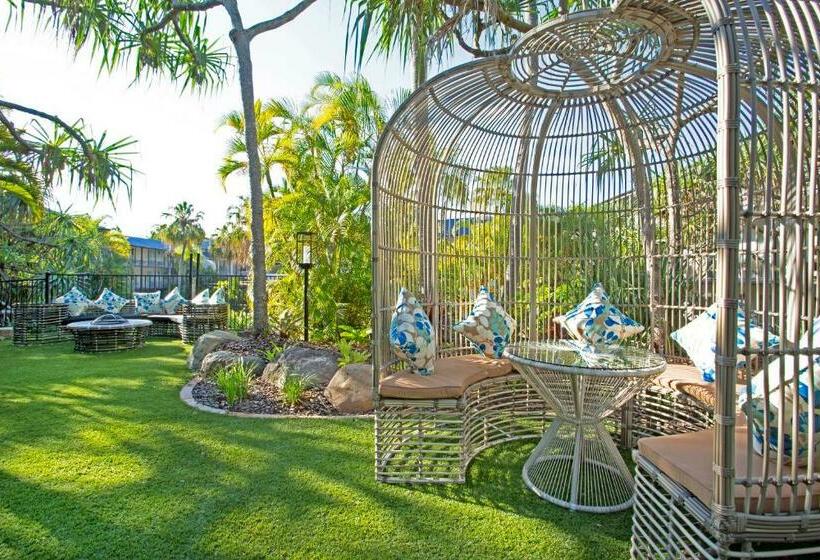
<box><xmin>225</xmin><ymin>0</ymin><xmax>269</xmax><ymax>333</ymax></box>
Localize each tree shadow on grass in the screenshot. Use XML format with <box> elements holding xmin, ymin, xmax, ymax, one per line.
<box><xmin>0</xmin><ymin>341</ymin><xmax>631</xmax><ymax>559</ymax></box>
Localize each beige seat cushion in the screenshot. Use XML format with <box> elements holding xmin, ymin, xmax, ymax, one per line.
<box><xmin>639</xmin><ymin>424</ymin><xmax>820</xmax><ymax>513</ymax></box>
<box><xmin>653</xmin><ymin>363</ymin><xmax>716</xmax><ymax>408</ymax></box>
<box><xmin>379</xmin><ymin>354</ymin><xmax>513</xmax><ymax>399</ymax></box>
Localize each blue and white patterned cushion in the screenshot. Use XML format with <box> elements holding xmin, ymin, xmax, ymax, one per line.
<box><xmin>162</xmin><ymin>287</ymin><xmax>187</xmax><ymax>314</ymax></box>
<box><xmin>94</xmin><ymin>288</ymin><xmax>128</xmax><ymax>313</ymax></box>
<box><xmin>208</xmin><ymin>287</ymin><xmax>226</xmax><ymax>305</ymax></box>
<box><xmin>191</xmin><ymin>289</ymin><xmax>210</xmax><ymax>305</ymax></box>
<box><xmin>739</xmin><ymin>316</ymin><xmax>820</xmax><ymax>462</ymax></box>
<box><xmin>554</xmin><ymin>283</ymin><xmax>644</xmax><ymax>347</ymax></box>
<box><xmin>54</xmin><ymin>287</ymin><xmax>91</xmax><ymax>316</ymax></box>
<box><xmin>133</xmin><ymin>291</ymin><xmax>162</xmax><ymax>314</ymax></box>
<box><xmin>389</xmin><ymin>288</ymin><xmax>436</xmax><ymax>376</ymax></box>
<box><xmin>671</xmin><ymin>303</ymin><xmax>780</xmax><ymax>382</ymax></box>
<box><xmin>453</xmin><ymin>286</ymin><xmax>515</xmax><ymax>359</ymax></box>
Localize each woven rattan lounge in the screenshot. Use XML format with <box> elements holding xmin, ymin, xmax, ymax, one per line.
<box><xmin>369</xmin><ymin>0</ymin><xmax>819</xmax><ymax>556</ymax></box>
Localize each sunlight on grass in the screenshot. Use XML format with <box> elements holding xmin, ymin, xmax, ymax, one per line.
<box><xmin>0</xmin><ymin>340</ymin><xmax>632</xmax><ymax>559</ymax></box>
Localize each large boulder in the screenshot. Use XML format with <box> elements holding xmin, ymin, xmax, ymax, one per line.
<box><xmin>188</xmin><ymin>330</ymin><xmax>241</xmax><ymax>371</ymax></box>
<box><xmin>200</xmin><ymin>350</ymin><xmax>266</xmax><ymax>377</ymax></box>
<box><xmin>263</xmin><ymin>344</ymin><xmax>341</xmax><ymax>389</ymax></box>
<box><xmin>324</xmin><ymin>364</ymin><xmax>373</xmax><ymax>413</ymax></box>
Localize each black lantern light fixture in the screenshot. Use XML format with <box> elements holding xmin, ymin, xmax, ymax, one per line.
<box><xmin>297</xmin><ymin>231</ymin><xmax>314</xmax><ymax>342</ymax></box>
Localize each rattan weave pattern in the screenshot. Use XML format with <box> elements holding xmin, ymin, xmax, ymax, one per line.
<box><xmin>12</xmin><ymin>303</ymin><xmax>69</xmax><ymax>346</ymax></box>
<box><xmin>179</xmin><ymin>304</ymin><xmax>228</xmax><ymax>344</ymax></box>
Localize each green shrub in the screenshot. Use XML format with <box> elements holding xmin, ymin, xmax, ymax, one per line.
<box><xmin>263</xmin><ymin>342</ymin><xmax>284</xmax><ymax>363</ymax></box>
<box><xmin>215</xmin><ymin>362</ymin><xmax>253</xmax><ymax>405</ymax></box>
<box><xmin>280</xmin><ymin>372</ymin><xmax>312</xmax><ymax>407</ymax></box>
<box><xmin>228</xmin><ymin>309</ymin><xmax>252</xmax><ymax>332</ymax></box>
<box><xmin>338</xmin><ymin>325</ymin><xmax>371</xmax><ymax>346</ymax></box>
<box><xmin>337</xmin><ymin>340</ymin><xmax>370</xmax><ymax>367</ymax></box>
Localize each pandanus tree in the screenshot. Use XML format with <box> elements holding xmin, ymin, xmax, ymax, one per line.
<box><xmin>0</xmin><ymin>99</ymin><xmax>135</xmax><ymax>277</ymax></box>
<box><xmin>9</xmin><ymin>0</ymin><xmax>321</xmax><ymax>332</ymax></box>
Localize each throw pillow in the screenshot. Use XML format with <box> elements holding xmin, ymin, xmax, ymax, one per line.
<box><xmin>453</xmin><ymin>286</ymin><xmax>515</xmax><ymax>358</ymax></box>
<box><xmin>554</xmin><ymin>283</ymin><xmax>644</xmax><ymax>347</ymax></box>
<box><xmin>389</xmin><ymin>288</ymin><xmax>436</xmax><ymax>376</ymax></box>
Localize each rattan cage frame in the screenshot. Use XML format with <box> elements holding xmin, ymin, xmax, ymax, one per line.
<box><xmin>371</xmin><ymin>0</ymin><xmax>820</xmax><ymax>555</ymax></box>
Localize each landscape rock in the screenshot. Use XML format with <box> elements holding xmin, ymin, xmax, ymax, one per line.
<box><xmin>324</xmin><ymin>364</ymin><xmax>373</xmax><ymax>413</ymax></box>
<box><xmin>188</xmin><ymin>330</ymin><xmax>241</xmax><ymax>371</ymax></box>
<box><xmin>200</xmin><ymin>350</ymin><xmax>266</xmax><ymax>377</ymax></box>
<box><xmin>263</xmin><ymin>344</ymin><xmax>341</xmax><ymax>389</ymax></box>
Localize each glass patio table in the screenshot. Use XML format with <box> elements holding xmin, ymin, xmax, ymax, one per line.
<box><xmin>505</xmin><ymin>340</ymin><xmax>666</xmax><ymax>513</ymax></box>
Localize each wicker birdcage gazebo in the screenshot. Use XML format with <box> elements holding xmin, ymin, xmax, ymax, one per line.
<box><xmin>371</xmin><ymin>0</ymin><xmax>819</xmax><ymax>556</ymax></box>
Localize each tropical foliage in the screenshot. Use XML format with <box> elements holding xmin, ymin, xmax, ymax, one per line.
<box><xmin>151</xmin><ymin>201</ymin><xmax>206</xmax><ymax>265</ymax></box>
<box><xmin>0</xmin><ymin>102</ymin><xmax>134</xmax><ymax>279</ymax></box>
<box><xmin>219</xmin><ymin>73</ymin><xmax>384</xmax><ymax>340</ymax></box>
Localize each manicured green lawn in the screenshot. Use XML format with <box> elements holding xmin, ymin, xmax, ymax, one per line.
<box><xmin>0</xmin><ymin>340</ymin><xmax>632</xmax><ymax>559</ymax></box>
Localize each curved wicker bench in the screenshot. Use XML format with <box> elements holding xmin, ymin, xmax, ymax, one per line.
<box><xmin>375</xmin><ymin>354</ymin><xmax>551</xmax><ymax>483</ymax></box>
<box><xmin>623</xmin><ymin>362</ymin><xmax>715</xmax><ymax>448</ymax></box>
<box><xmin>376</xmin><ymin>354</ymin><xmax>714</xmax><ymax>484</ymax></box>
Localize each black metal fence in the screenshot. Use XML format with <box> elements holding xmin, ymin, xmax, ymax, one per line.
<box><xmin>0</xmin><ymin>272</ymin><xmax>250</xmax><ymax>328</ymax></box>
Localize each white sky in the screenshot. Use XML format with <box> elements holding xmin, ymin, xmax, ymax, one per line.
<box><xmin>0</xmin><ymin>0</ymin><xmax>439</xmax><ymax>236</ymax></box>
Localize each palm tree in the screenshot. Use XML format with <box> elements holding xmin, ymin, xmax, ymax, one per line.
<box><xmin>153</xmin><ymin>201</ymin><xmax>206</xmax><ymax>266</ymax></box>
<box><xmin>218</xmin><ymin>99</ymin><xmax>303</xmax><ymax>197</ymax></box>
<box><xmin>211</xmin><ymin>202</ymin><xmax>251</xmax><ymax>270</ymax></box>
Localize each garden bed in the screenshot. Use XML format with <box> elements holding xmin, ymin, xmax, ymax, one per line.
<box><xmin>190</xmin><ymin>375</ymin><xmax>343</xmax><ymax>416</ymax></box>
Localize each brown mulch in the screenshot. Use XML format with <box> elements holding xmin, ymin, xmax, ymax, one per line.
<box><xmin>191</xmin><ymin>376</ymin><xmax>348</xmax><ymax>416</ymax></box>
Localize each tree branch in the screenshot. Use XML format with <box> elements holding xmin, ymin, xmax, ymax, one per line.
<box><xmin>245</xmin><ymin>0</ymin><xmax>319</xmax><ymax>40</ymax></box>
<box><xmin>442</xmin><ymin>0</ymin><xmax>532</xmax><ymax>34</ymax></box>
<box><xmin>454</xmin><ymin>25</ymin><xmax>510</xmax><ymax>57</ymax></box>
<box><xmin>0</xmin><ymin>111</ymin><xmax>34</xmax><ymax>153</ymax></box>
<box><xmin>0</xmin><ymin>222</ymin><xmax>58</xmax><ymax>248</ymax></box>
<box><xmin>142</xmin><ymin>0</ymin><xmax>223</xmax><ymax>35</ymax></box>
<box><xmin>0</xmin><ymin>100</ymin><xmax>94</xmax><ymax>163</ymax></box>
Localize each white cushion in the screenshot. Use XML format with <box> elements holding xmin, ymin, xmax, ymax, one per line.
<box><xmin>133</xmin><ymin>291</ymin><xmax>162</xmax><ymax>314</ymax></box>
<box><xmin>208</xmin><ymin>287</ymin><xmax>226</xmax><ymax>305</ymax></box>
<box><xmin>554</xmin><ymin>283</ymin><xmax>644</xmax><ymax>347</ymax></box>
<box><xmin>389</xmin><ymin>288</ymin><xmax>436</xmax><ymax>376</ymax></box>
<box><xmin>94</xmin><ymin>288</ymin><xmax>128</xmax><ymax>313</ymax></box>
<box><xmin>162</xmin><ymin>287</ymin><xmax>187</xmax><ymax>314</ymax></box>
<box><xmin>191</xmin><ymin>289</ymin><xmax>210</xmax><ymax>304</ymax></box>
<box><xmin>671</xmin><ymin>303</ymin><xmax>779</xmax><ymax>382</ymax></box>
<box><xmin>740</xmin><ymin>316</ymin><xmax>820</xmax><ymax>462</ymax></box>
<box><xmin>453</xmin><ymin>286</ymin><xmax>515</xmax><ymax>359</ymax></box>
<box><xmin>54</xmin><ymin>287</ymin><xmax>91</xmax><ymax>316</ymax></box>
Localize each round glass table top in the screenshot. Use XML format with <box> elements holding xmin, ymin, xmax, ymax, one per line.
<box><xmin>505</xmin><ymin>340</ymin><xmax>666</xmax><ymax>377</ymax></box>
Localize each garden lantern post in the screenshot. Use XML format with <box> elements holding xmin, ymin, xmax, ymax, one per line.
<box><xmin>297</xmin><ymin>231</ymin><xmax>314</xmax><ymax>342</ymax></box>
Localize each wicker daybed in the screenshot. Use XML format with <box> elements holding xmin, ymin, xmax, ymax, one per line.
<box><xmin>369</xmin><ymin>0</ymin><xmax>819</xmax><ymax>556</ymax></box>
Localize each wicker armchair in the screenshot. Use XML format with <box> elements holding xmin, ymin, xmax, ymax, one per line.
<box><xmin>12</xmin><ymin>303</ymin><xmax>69</xmax><ymax>346</ymax></box>
<box><xmin>179</xmin><ymin>303</ymin><xmax>227</xmax><ymax>344</ymax></box>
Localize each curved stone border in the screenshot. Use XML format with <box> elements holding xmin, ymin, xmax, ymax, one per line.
<box><xmin>179</xmin><ymin>379</ymin><xmax>373</xmax><ymax>420</ymax></box>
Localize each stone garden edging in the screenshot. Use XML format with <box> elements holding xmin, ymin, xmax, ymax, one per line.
<box><xmin>179</xmin><ymin>379</ymin><xmax>373</xmax><ymax>420</ymax></box>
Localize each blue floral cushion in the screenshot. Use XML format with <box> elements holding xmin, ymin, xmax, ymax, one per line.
<box><xmin>208</xmin><ymin>287</ymin><xmax>226</xmax><ymax>305</ymax></box>
<box><xmin>453</xmin><ymin>286</ymin><xmax>515</xmax><ymax>358</ymax></box>
<box><xmin>671</xmin><ymin>303</ymin><xmax>780</xmax><ymax>382</ymax></box>
<box><xmin>191</xmin><ymin>289</ymin><xmax>210</xmax><ymax>305</ymax></box>
<box><xmin>389</xmin><ymin>288</ymin><xmax>436</xmax><ymax>376</ymax></box>
<box><xmin>740</xmin><ymin>316</ymin><xmax>820</xmax><ymax>462</ymax></box>
<box><xmin>133</xmin><ymin>291</ymin><xmax>162</xmax><ymax>314</ymax></box>
<box><xmin>54</xmin><ymin>287</ymin><xmax>91</xmax><ymax>316</ymax></box>
<box><xmin>162</xmin><ymin>287</ymin><xmax>187</xmax><ymax>314</ymax></box>
<box><xmin>554</xmin><ymin>283</ymin><xmax>644</xmax><ymax>347</ymax></box>
<box><xmin>94</xmin><ymin>288</ymin><xmax>128</xmax><ymax>313</ymax></box>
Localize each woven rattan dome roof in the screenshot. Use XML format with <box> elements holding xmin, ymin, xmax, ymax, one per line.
<box><xmin>374</xmin><ymin>2</ymin><xmax>732</xmax><ymax>209</ymax></box>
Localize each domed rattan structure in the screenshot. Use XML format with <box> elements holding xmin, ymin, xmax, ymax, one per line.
<box><xmin>371</xmin><ymin>0</ymin><xmax>819</xmax><ymax>556</ymax></box>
